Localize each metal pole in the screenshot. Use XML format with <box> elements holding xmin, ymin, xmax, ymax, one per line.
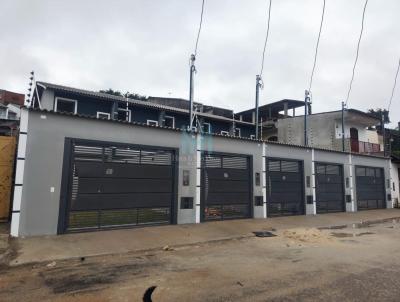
<box><xmin>255</xmin><ymin>75</ymin><xmax>261</xmax><ymax>139</ymax></box>
<box><xmin>304</xmin><ymin>90</ymin><xmax>310</xmax><ymax>146</ymax></box>
<box><xmin>341</xmin><ymin>101</ymin><xmax>345</xmax><ymax>152</ymax></box>
<box><xmin>382</xmin><ymin>113</ymin><xmax>386</xmax><ymax>156</ymax></box>
<box><xmin>189</xmin><ymin>54</ymin><xmax>196</xmax><ymax>130</ymax></box>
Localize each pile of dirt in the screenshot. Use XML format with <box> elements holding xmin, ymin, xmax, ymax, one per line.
<box><xmin>281</xmin><ymin>228</ymin><xmax>335</xmax><ymax>244</ymax></box>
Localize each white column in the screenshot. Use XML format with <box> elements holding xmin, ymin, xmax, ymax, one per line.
<box><xmin>348</xmin><ymin>154</ymin><xmax>356</xmax><ymax>212</ymax></box>
<box><xmin>195</xmin><ymin>134</ymin><xmax>202</xmax><ymax>223</ymax></box>
<box><xmin>10</xmin><ymin>108</ymin><xmax>29</xmax><ymax>237</ymax></box>
<box><xmin>262</xmin><ymin>142</ymin><xmax>267</xmax><ymax>218</ymax></box>
<box><xmin>311</xmin><ymin>149</ymin><xmax>317</xmax><ymax>215</ymax></box>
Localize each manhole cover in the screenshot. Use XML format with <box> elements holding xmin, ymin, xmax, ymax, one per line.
<box><xmin>253</xmin><ymin>231</ymin><xmax>277</xmax><ymax>238</ymax></box>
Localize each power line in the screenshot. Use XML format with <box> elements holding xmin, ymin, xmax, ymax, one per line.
<box><xmin>259</xmin><ymin>0</ymin><xmax>273</xmax><ymax>77</ymax></box>
<box><xmin>308</xmin><ymin>0</ymin><xmax>326</xmax><ymax>93</ymax></box>
<box><xmin>194</xmin><ymin>0</ymin><xmax>205</xmax><ymax>57</ymax></box>
<box><xmin>388</xmin><ymin>57</ymin><xmax>400</xmax><ymax>111</ymax></box>
<box><xmin>345</xmin><ymin>0</ymin><xmax>369</xmax><ymax>106</ymax></box>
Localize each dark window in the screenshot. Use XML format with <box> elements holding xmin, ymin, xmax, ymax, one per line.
<box><xmin>202</xmin><ymin>123</ymin><xmax>211</xmax><ymax>133</ymax></box>
<box><xmin>306</xmin><ymin>176</ymin><xmax>311</xmax><ymax>188</ymax></box>
<box><xmin>181</xmin><ymin>197</ymin><xmax>194</xmax><ymax>209</ymax></box>
<box><xmin>117</xmin><ymin>109</ymin><xmax>131</xmax><ymax>121</ymax></box>
<box><xmin>56</xmin><ymin>98</ymin><xmax>77</xmax><ymax>113</ymax></box>
<box><xmin>235</xmin><ymin>128</ymin><xmax>241</xmax><ymax>137</ymax></box>
<box><xmin>183</xmin><ymin>170</ymin><xmax>190</xmax><ymax>186</ymax></box>
<box><xmin>267</xmin><ymin>136</ymin><xmax>278</xmax><ymax>142</ymax></box>
<box><xmin>306</xmin><ymin>195</ymin><xmax>313</xmax><ymax>204</ymax></box>
<box><xmin>255</xmin><ymin>172</ymin><xmax>260</xmax><ymax>186</ymax></box>
<box><xmin>346</xmin><ymin>177</ymin><xmax>350</xmax><ymax>188</ymax></box>
<box><xmin>164</xmin><ymin>116</ymin><xmax>175</xmax><ymax>128</ymax></box>
<box><xmin>254</xmin><ymin>196</ymin><xmax>263</xmax><ymax>206</ymax></box>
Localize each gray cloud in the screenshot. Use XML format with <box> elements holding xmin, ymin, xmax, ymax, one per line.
<box><xmin>1</xmin><ymin>0</ymin><xmax>399</xmax><ymax>126</ymax></box>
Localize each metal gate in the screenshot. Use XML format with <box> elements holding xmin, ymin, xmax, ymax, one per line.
<box><xmin>266</xmin><ymin>158</ymin><xmax>304</xmax><ymax>217</ymax></box>
<box><xmin>201</xmin><ymin>152</ymin><xmax>252</xmax><ymax>221</ymax></box>
<box><xmin>315</xmin><ymin>163</ymin><xmax>345</xmax><ymax>213</ymax></box>
<box><xmin>60</xmin><ymin>139</ymin><xmax>177</xmax><ymax>232</ymax></box>
<box><xmin>355</xmin><ymin>166</ymin><xmax>385</xmax><ymax>210</ymax></box>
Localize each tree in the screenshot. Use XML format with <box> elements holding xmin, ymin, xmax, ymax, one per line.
<box><xmin>367</xmin><ymin>108</ymin><xmax>390</xmax><ymax>124</ymax></box>
<box><xmin>99</xmin><ymin>89</ymin><xmax>147</xmax><ymax>100</ymax></box>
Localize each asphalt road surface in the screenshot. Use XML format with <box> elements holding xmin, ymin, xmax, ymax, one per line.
<box><xmin>1</xmin><ymin>219</ymin><xmax>400</xmax><ymax>302</ymax></box>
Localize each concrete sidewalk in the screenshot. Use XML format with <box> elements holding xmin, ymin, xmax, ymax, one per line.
<box><xmin>11</xmin><ymin>209</ymin><xmax>400</xmax><ymax>265</ymax></box>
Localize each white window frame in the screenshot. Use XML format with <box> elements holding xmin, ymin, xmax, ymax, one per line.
<box><xmin>221</xmin><ymin>130</ymin><xmax>229</xmax><ymax>136</ymax></box>
<box><xmin>202</xmin><ymin>122</ymin><xmax>211</xmax><ymax>134</ymax></box>
<box><xmin>117</xmin><ymin>108</ymin><xmax>131</xmax><ymax>122</ymax></box>
<box><xmin>250</xmin><ymin>134</ymin><xmax>256</xmax><ymax>139</ymax></box>
<box><xmin>235</xmin><ymin>128</ymin><xmax>241</xmax><ymax>137</ymax></box>
<box><xmin>147</xmin><ymin>119</ymin><xmax>159</xmax><ymax>126</ymax></box>
<box><xmin>164</xmin><ymin>115</ymin><xmax>175</xmax><ymax>128</ymax></box>
<box><xmin>96</xmin><ymin>112</ymin><xmax>111</xmax><ymax>119</ymax></box>
<box><xmin>54</xmin><ymin>97</ymin><xmax>78</xmax><ymax>114</ymax></box>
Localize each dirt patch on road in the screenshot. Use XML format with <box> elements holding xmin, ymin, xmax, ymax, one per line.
<box><xmin>281</xmin><ymin>228</ymin><xmax>335</xmax><ymax>244</ymax></box>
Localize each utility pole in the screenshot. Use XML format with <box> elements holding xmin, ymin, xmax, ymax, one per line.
<box><xmin>341</xmin><ymin>101</ymin><xmax>346</xmax><ymax>152</ymax></box>
<box><xmin>255</xmin><ymin>75</ymin><xmax>262</xmax><ymax>139</ymax></box>
<box><xmin>189</xmin><ymin>54</ymin><xmax>196</xmax><ymax>131</ymax></box>
<box><xmin>304</xmin><ymin>90</ymin><xmax>310</xmax><ymax>146</ymax></box>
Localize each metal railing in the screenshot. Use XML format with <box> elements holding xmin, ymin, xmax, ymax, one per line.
<box><xmin>351</xmin><ymin>139</ymin><xmax>381</xmax><ymax>154</ymax></box>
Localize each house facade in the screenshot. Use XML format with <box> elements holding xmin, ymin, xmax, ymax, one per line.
<box><xmin>32</xmin><ymin>82</ymin><xmax>256</xmax><ymax>139</ymax></box>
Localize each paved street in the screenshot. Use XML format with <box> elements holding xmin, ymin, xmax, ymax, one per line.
<box><xmin>1</xmin><ymin>211</ymin><xmax>400</xmax><ymax>301</ymax></box>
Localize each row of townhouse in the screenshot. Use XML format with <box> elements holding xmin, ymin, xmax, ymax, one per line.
<box><xmin>8</xmin><ymin>81</ymin><xmax>398</xmax><ymax>237</ymax></box>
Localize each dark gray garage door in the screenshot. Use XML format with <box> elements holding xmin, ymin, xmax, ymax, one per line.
<box><xmin>61</xmin><ymin>139</ymin><xmax>177</xmax><ymax>232</ymax></box>
<box><xmin>201</xmin><ymin>152</ymin><xmax>252</xmax><ymax>221</ymax></box>
<box><xmin>356</xmin><ymin>166</ymin><xmax>385</xmax><ymax>210</ymax></box>
<box><xmin>315</xmin><ymin>163</ymin><xmax>345</xmax><ymax>213</ymax></box>
<box><xmin>266</xmin><ymin>158</ymin><xmax>304</xmax><ymax>217</ymax></box>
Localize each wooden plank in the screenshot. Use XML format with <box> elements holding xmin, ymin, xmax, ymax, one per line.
<box><xmin>0</xmin><ymin>136</ymin><xmax>16</xmax><ymax>221</ymax></box>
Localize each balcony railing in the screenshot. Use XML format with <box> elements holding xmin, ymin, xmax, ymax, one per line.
<box><xmin>351</xmin><ymin>139</ymin><xmax>381</xmax><ymax>154</ymax></box>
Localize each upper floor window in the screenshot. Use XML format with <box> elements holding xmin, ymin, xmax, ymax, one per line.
<box><xmin>117</xmin><ymin>108</ymin><xmax>131</xmax><ymax>122</ymax></box>
<box><xmin>55</xmin><ymin>97</ymin><xmax>77</xmax><ymax>114</ymax></box>
<box><xmin>235</xmin><ymin>128</ymin><xmax>241</xmax><ymax>137</ymax></box>
<box><xmin>164</xmin><ymin>116</ymin><xmax>175</xmax><ymax>128</ymax></box>
<box><xmin>147</xmin><ymin>120</ymin><xmax>159</xmax><ymax>126</ymax></box>
<box><xmin>97</xmin><ymin>112</ymin><xmax>111</xmax><ymax>119</ymax></box>
<box><xmin>202</xmin><ymin>122</ymin><xmax>211</xmax><ymax>134</ymax></box>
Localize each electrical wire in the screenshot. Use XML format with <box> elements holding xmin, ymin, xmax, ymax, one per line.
<box><xmin>345</xmin><ymin>0</ymin><xmax>369</xmax><ymax>106</ymax></box>
<box><xmin>308</xmin><ymin>0</ymin><xmax>326</xmax><ymax>93</ymax></box>
<box><xmin>259</xmin><ymin>0</ymin><xmax>273</xmax><ymax>77</ymax></box>
<box><xmin>388</xmin><ymin>57</ymin><xmax>400</xmax><ymax>111</ymax></box>
<box><xmin>194</xmin><ymin>0</ymin><xmax>205</xmax><ymax>57</ymax></box>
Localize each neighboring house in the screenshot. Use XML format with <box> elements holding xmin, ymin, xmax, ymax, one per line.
<box><xmin>237</xmin><ymin>99</ymin><xmax>305</xmax><ymax>142</ymax></box>
<box><xmin>31</xmin><ymin>82</ymin><xmax>256</xmax><ymax>138</ymax></box>
<box><xmin>274</xmin><ymin>109</ymin><xmax>382</xmax><ymax>155</ymax></box>
<box><xmin>0</xmin><ymin>89</ymin><xmax>23</xmax><ymax>136</ymax></box>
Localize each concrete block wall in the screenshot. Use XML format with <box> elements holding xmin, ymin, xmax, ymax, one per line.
<box><xmin>10</xmin><ymin>109</ymin><xmax>391</xmax><ymax>237</ymax></box>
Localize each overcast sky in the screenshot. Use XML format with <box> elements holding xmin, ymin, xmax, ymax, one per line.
<box><xmin>1</xmin><ymin>0</ymin><xmax>399</xmax><ymax>127</ymax></box>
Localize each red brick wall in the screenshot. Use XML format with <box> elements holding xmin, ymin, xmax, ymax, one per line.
<box><xmin>0</xmin><ymin>90</ymin><xmax>25</xmax><ymax>106</ymax></box>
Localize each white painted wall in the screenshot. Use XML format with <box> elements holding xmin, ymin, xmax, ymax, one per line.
<box><xmin>390</xmin><ymin>162</ymin><xmax>400</xmax><ymax>207</ymax></box>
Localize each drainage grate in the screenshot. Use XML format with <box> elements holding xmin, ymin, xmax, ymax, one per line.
<box><xmin>253</xmin><ymin>231</ymin><xmax>277</xmax><ymax>238</ymax></box>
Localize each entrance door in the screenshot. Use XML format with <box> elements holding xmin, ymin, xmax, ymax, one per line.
<box><xmin>61</xmin><ymin>139</ymin><xmax>177</xmax><ymax>232</ymax></box>
<box><xmin>315</xmin><ymin>163</ymin><xmax>345</xmax><ymax>213</ymax></box>
<box><xmin>201</xmin><ymin>152</ymin><xmax>252</xmax><ymax>221</ymax></box>
<box><xmin>266</xmin><ymin>158</ymin><xmax>304</xmax><ymax>217</ymax></box>
<box><xmin>356</xmin><ymin>166</ymin><xmax>385</xmax><ymax>210</ymax></box>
